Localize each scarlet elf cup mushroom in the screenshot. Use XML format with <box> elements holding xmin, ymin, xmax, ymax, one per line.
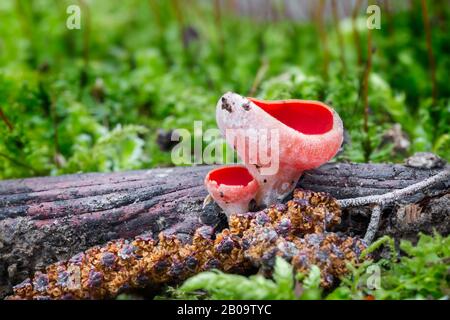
<box><xmin>206</xmin><ymin>92</ymin><xmax>344</xmax><ymax>216</ymax></box>
<box><xmin>204</xmin><ymin>165</ymin><xmax>258</xmax><ymax>218</ymax></box>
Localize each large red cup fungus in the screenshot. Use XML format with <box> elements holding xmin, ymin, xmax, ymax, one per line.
<box><xmin>215</xmin><ymin>92</ymin><xmax>343</xmax><ymax>207</ymax></box>
<box><xmin>204</xmin><ymin>165</ymin><xmax>259</xmax><ymax>218</ymax></box>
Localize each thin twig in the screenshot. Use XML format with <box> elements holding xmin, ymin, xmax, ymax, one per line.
<box><xmin>0</xmin><ymin>152</ymin><xmax>37</xmax><ymax>174</ymax></box>
<box><xmin>331</xmin><ymin>0</ymin><xmax>347</xmax><ymax>72</ymax></box>
<box><xmin>351</xmin><ymin>0</ymin><xmax>363</xmax><ymax>67</ymax></box>
<box><xmin>78</xmin><ymin>0</ymin><xmax>90</xmax><ymax>88</ymax></box>
<box><xmin>270</xmin><ymin>0</ymin><xmax>285</xmax><ymax>22</ymax></box>
<box><xmin>148</xmin><ymin>0</ymin><xmax>163</xmax><ymax>33</ymax></box>
<box><xmin>0</xmin><ymin>107</ymin><xmax>14</xmax><ymax>132</ymax></box>
<box><xmin>364</xmin><ymin>205</ymin><xmax>382</xmax><ymax>244</ymax></box>
<box><xmin>214</xmin><ymin>0</ymin><xmax>225</xmax><ymax>59</ymax></box>
<box><xmin>248</xmin><ymin>58</ymin><xmax>269</xmax><ymax>96</ymax></box>
<box><xmin>171</xmin><ymin>0</ymin><xmax>185</xmax><ymax>49</ymax></box>
<box><xmin>338</xmin><ymin>169</ymin><xmax>450</xmax><ymax>208</ymax></box>
<box><xmin>383</xmin><ymin>0</ymin><xmax>394</xmax><ymax>35</ymax></box>
<box><xmin>50</xmin><ymin>99</ymin><xmax>61</xmax><ymax>168</ymax></box>
<box><xmin>316</xmin><ymin>0</ymin><xmax>329</xmax><ymax>82</ymax></box>
<box><xmin>341</xmin><ymin>0</ymin><xmax>351</xmax><ymax>17</ymax></box>
<box><xmin>148</xmin><ymin>0</ymin><xmax>172</xmax><ymax>66</ymax></box>
<box><xmin>15</xmin><ymin>0</ymin><xmax>37</xmax><ymax>67</ymax></box>
<box><xmin>226</xmin><ymin>0</ymin><xmax>238</xmax><ymax>14</ymax></box>
<box><xmin>81</xmin><ymin>0</ymin><xmax>90</xmax><ymax>67</ymax></box>
<box><xmin>361</xmin><ymin>27</ymin><xmax>373</xmax><ymax>161</ymax></box>
<box><xmin>420</xmin><ymin>0</ymin><xmax>438</xmax><ymax>104</ymax></box>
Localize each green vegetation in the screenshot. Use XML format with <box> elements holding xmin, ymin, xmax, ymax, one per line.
<box><xmin>178</xmin><ymin>258</ymin><xmax>322</xmax><ymax>300</ymax></box>
<box><xmin>0</xmin><ymin>0</ymin><xmax>449</xmax><ymax>179</ymax></box>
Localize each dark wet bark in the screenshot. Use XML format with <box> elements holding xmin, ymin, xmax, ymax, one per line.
<box><xmin>0</xmin><ymin>163</ymin><xmax>448</xmax><ymax>297</ymax></box>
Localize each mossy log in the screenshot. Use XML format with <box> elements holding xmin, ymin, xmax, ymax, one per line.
<box><xmin>0</xmin><ymin>163</ymin><xmax>448</xmax><ymax>297</ymax></box>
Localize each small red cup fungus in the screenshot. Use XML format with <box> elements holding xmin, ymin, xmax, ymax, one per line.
<box><xmin>216</xmin><ymin>92</ymin><xmax>343</xmax><ymax>207</ymax></box>
<box><xmin>204</xmin><ymin>165</ymin><xmax>259</xmax><ymax>218</ymax></box>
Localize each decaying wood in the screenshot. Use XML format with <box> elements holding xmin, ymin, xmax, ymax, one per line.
<box><xmin>0</xmin><ymin>162</ymin><xmax>449</xmax><ymax>297</ymax></box>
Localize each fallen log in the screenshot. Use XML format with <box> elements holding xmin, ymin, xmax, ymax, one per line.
<box><xmin>0</xmin><ymin>162</ymin><xmax>449</xmax><ymax>297</ymax></box>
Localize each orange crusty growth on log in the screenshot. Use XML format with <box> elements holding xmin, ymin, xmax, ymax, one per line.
<box><xmin>8</xmin><ymin>189</ymin><xmax>366</xmax><ymax>300</ymax></box>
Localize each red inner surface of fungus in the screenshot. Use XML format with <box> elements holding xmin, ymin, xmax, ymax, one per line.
<box><xmin>209</xmin><ymin>166</ymin><xmax>254</xmax><ymax>186</ymax></box>
<box><xmin>248</xmin><ymin>98</ymin><xmax>333</xmax><ymax>134</ymax></box>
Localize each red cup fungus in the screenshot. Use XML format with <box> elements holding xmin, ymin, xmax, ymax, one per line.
<box><xmin>206</xmin><ymin>92</ymin><xmax>344</xmax><ymax>217</ymax></box>
<box><xmin>204</xmin><ymin>165</ymin><xmax>259</xmax><ymax>218</ymax></box>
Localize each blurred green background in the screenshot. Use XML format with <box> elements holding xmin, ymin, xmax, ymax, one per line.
<box><xmin>0</xmin><ymin>0</ymin><xmax>448</xmax><ymax>179</ymax></box>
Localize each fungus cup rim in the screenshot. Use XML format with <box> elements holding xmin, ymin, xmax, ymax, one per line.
<box><xmin>247</xmin><ymin>97</ymin><xmax>335</xmax><ymax>136</ymax></box>
<box><xmin>206</xmin><ymin>165</ymin><xmax>255</xmax><ymax>187</ymax></box>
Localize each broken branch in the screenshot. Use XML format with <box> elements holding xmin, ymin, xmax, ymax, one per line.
<box><xmin>364</xmin><ymin>204</ymin><xmax>382</xmax><ymax>244</ymax></box>
<box><xmin>338</xmin><ymin>168</ymin><xmax>450</xmax><ymax>208</ymax></box>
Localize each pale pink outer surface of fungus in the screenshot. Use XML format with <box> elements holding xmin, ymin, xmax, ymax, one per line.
<box><xmin>215</xmin><ymin>92</ymin><xmax>344</xmax><ymax>207</ymax></box>
<box><xmin>204</xmin><ymin>165</ymin><xmax>259</xmax><ymax>218</ymax></box>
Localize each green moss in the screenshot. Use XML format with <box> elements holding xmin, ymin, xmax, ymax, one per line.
<box><xmin>0</xmin><ymin>1</ymin><xmax>448</xmax><ymax>179</ymax></box>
